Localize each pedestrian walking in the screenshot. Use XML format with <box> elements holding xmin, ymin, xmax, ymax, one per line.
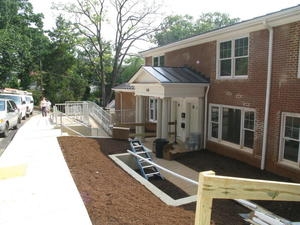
<box><xmin>46</xmin><ymin>98</ymin><xmax>51</xmax><ymax>113</ymax></box>
<box><xmin>40</xmin><ymin>97</ymin><xmax>48</xmax><ymax>117</ymax></box>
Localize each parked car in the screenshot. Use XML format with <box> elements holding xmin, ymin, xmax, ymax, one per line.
<box><xmin>25</xmin><ymin>93</ymin><xmax>34</xmax><ymax>117</ymax></box>
<box><xmin>0</xmin><ymin>99</ymin><xmax>19</xmax><ymax>137</ymax></box>
<box><xmin>0</xmin><ymin>92</ymin><xmax>26</xmax><ymax>122</ymax></box>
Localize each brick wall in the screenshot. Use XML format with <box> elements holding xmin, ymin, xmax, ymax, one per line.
<box><xmin>266</xmin><ymin>21</ymin><xmax>300</xmax><ymax>180</ymax></box>
<box><xmin>145</xmin><ymin>57</ymin><xmax>152</xmax><ymax>66</ymax></box>
<box><xmin>141</xmin><ymin>21</ymin><xmax>300</xmax><ymax>180</ymax></box>
<box><xmin>114</xmin><ymin>92</ymin><xmax>136</xmax><ymax>124</ymax></box>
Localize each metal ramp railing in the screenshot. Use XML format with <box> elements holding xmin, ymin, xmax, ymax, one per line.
<box><xmin>52</xmin><ymin>101</ymin><xmax>113</xmax><ymax>137</ymax></box>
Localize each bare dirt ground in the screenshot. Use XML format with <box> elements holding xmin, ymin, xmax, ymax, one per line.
<box><xmin>58</xmin><ymin>136</ymin><xmax>300</xmax><ymax>225</ymax></box>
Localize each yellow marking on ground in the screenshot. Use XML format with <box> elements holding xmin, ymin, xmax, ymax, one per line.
<box><xmin>0</xmin><ymin>164</ymin><xmax>27</xmax><ymax>180</ymax></box>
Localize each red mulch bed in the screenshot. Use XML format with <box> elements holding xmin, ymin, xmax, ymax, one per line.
<box><xmin>58</xmin><ymin>136</ymin><xmax>300</xmax><ymax>225</ymax></box>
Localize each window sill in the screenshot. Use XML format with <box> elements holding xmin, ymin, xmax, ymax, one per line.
<box><xmin>216</xmin><ymin>75</ymin><xmax>248</xmax><ymax>80</ymax></box>
<box><xmin>278</xmin><ymin>160</ymin><xmax>300</xmax><ymax>171</ymax></box>
<box><xmin>208</xmin><ymin>138</ymin><xmax>253</xmax><ymax>154</ymax></box>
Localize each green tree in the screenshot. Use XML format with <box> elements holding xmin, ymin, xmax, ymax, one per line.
<box><xmin>42</xmin><ymin>16</ymin><xmax>88</xmax><ymax>104</ymax></box>
<box><xmin>153</xmin><ymin>12</ymin><xmax>240</xmax><ymax>46</ymax></box>
<box><xmin>117</xmin><ymin>56</ymin><xmax>144</xmax><ymax>84</ymax></box>
<box><xmin>195</xmin><ymin>12</ymin><xmax>240</xmax><ymax>33</ymax></box>
<box><xmin>0</xmin><ymin>0</ymin><xmax>45</xmax><ymax>89</ymax></box>
<box><xmin>152</xmin><ymin>15</ymin><xmax>195</xmax><ymax>46</ymax></box>
<box><xmin>56</xmin><ymin>0</ymin><xmax>160</xmax><ymax>106</ymax></box>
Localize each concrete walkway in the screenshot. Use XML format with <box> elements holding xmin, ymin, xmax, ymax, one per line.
<box><xmin>0</xmin><ymin>113</ymin><xmax>199</xmax><ymax>225</ymax></box>
<box><xmin>0</xmin><ymin>115</ymin><xmax>92</xmax><ymax>225</ymax></box>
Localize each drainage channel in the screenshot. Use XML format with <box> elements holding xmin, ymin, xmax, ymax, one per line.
<box><xmin>109</xmin><ymin>152</ymin><xmax>197</xmax><ymax>207</ymax></box>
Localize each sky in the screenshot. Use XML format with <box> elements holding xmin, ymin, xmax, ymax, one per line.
<box><xmin>30</xmin><ymin>0</ymin><xmax>300</xmax><ymax>31</ymax></box>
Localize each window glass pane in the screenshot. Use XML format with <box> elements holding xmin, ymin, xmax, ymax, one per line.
<box><xmin>285</xmin><ymin>116</ymin><xmax>300</xmax><ymax>139</ymax></box>
<box><xmin>244</xmin><ymin>130</ymin><xmax>254</xmax><ymax>148</ymax></box>
<box><xmin>159</xmin><ymin>56</ymin><xmax>165</xmax><ymax>66</ymax></box>
<box><xmin>222</xmin><ymin>108</ymin><xmax>241</xmax><ymax>144</ymax></box>
<box><xmin>220</xmin><ymin>59</ymin><xmax>231</xmax><ymax>76</ymax></box>
<box><xmin>211</xmin><ymin>123</ymin><xmax>219</xmax><ymax>138</ymax></box>
<box><xmin>220</xmin><ymin>41</ymin><xmax>231</xmax><ymax>58</ymax></box>
<box><xmin>283</xmin><ymin>139</ymin><xmax>299</xmax><ymax>162</ymax></box>
<box><xmin>150</xmin><ymin>110</ymin><xmax>154</xmax><ymax>120</ymax></box>
<box><xmin>149</xmin><ymin>98</ymin><xmax>157</xmax><ymax>121</ymax></box>
<box><xmin>235</xmin><ymin>37</ymin><xmax>248</xmax><ymax>57</ymax></box>
<box><xmin>235</xmin><ymin>57</ymin><xmax>248</xmax><ymax>76</ymax></box>
<box><xmin>0</xmin><ymin>101</ymin><xmax>4</xmax><ymax>111</ymax></box>
<box><xmin>211</xmin><ymin>106</ymin><xmax>219</xmax><ymax>122</ymax></box>
<box><xmin>153</xmin><ymin>57</ymin><xmax>158</xmax><ymax>66</ymax></box>
<box><xmin>244</xmin><ymin>111</ymin><xmax>254</xmax><ymax>130</ymax></box>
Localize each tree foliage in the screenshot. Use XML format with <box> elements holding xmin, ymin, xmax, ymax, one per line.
<box><xmin>0</xmin><ymin>0</ymin><xmax>45</xmax><ymax>89</ymax></box>
<box><xmin>56</xmin><ymin>0</ymin><xmax>160</xmax><ymax>106</ymax></box>
<box><xmin>153</xmin><ymin>12</ymin><xmax>240</xmax><ymax>46</ymax></box>
<box><xmin>117</xmin><ymin>56</ymin><xmax>144</xmax><ymax>84</ymax></box>
<box><xmin>43</xmin><ymin>16</ymin><xmax>88</xmax><ymax>104</ymax></box>
<box><xmin>0</xmin><ymin>0</ymin><xmax>242</xmax><ymax>106</ymax></box>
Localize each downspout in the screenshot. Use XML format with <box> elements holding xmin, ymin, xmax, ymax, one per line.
<box><xmin>203</xmin><ymin>85</ymin><xmax>210</xmax><ymax>149</ymax></box>
<box><xmin>261</xmin><ymin>21</ymin><xmax>273</xmax><ymax>170</ymax></box>
<box><xmin>120</xmin><ymin>92</ymin><xmax>123</xmax><ymax>123</ymax></box>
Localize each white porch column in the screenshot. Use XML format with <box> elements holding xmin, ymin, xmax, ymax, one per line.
<box><xmin>135</xmin><ymin>95</ymin><xmax>145</xmax><ymax>136</ymax></box>
<box><xmin>161</xmin><ymin>98</ymin><xmax>169</xmax><ymax>139</ymax></box>
<box><xmin>156</xmin><ymin>98</ymin><xmax>162</xmax><ymax>139</ymax></box>
<box><xmin>170</xmin><ymin>100</ymin><xmax>176</xmax><ymax>133</ymax></box>
<box><xmin>199</xmin><ymin>97</ymin><xmax>205</xmax><ymax>149</ymax></box>
<box><xmin>135</xmin><ymin>95</ymin><xmax>140</xmax><ymax>123</ymax></box>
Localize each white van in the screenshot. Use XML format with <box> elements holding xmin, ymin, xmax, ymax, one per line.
<box><xmin>0</xmin><ymin>89</ymin><xmax>27</xmax><ymax>122</ymax></box>
<box><xmin>25</xmin><ymin>92</ymin><xmax>34</xmax><ymax>116</ymax></box>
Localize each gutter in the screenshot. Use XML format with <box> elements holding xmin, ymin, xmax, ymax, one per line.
<box><xmin>261</xmin><ymin>21</ymin><xmax>274</xmax><ymax>170</ymax></box>
<box><xmin>203</xmin><ymin>86</ymin><xmax>210</xmax><ymax>149</ymax></box>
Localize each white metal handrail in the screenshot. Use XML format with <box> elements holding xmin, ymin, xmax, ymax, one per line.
<box><xmin>87</xmin><ymin>101</ymin><xmax>112</xmax><ymax>136</ymax></box>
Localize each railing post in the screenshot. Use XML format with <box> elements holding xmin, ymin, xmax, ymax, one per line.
<box><xmin>194</xmin><ymin>171</ymin><xmax>215</xmax><ymax>225</ymax></box>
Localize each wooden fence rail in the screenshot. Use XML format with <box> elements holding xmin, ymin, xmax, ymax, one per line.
<box><xmin>195</xmin><ymin>170</ymin><xmax>300</xmax><ymax>225</ymax></box>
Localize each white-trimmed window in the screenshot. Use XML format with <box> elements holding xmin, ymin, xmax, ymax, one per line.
<box><xmin>153</xmin><ymin>55</ymin><xmax>165</xmax><ymax>66</ymax></box>
<box><xmin>149</xmin><ymin>97</ymin><xmax>158</xmax><ymax>122</ymax></box>
<box><xmin>208</xmin><ymin>104</ymin><xmax>255</xmax><ymax>150</ymax></box>
<box><xmin>279</xmin><ymin>113</ymin><xmax>300</xmax><ymax>167</ymax></box>
<box><xmin>218</xmin><ymin>37</ymin><xmax>249</xmax><ymax>78</ymax></box>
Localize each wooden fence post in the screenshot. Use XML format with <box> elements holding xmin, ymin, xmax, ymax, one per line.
<box><xmin>194</xmin><ymin>170</ymin><xmax>300</xmax><ymax>225</ymax></box>
<box><xmin>194</xmin><ymin>170</ymin><xmax>215</xmax><ymax>225</ymax></box>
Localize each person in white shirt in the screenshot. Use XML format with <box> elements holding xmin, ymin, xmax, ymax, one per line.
<box><xmin>40</xmin><ymin>97</ymin><xmax>48</xmax><ymax>117</ymax></box>
<box><xmin>46</xmin><ymin>99</ymin><xmax>51</xmax><ymax>113</ymax></box>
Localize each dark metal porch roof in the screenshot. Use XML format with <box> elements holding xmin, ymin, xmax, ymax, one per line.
<box><xmin>143</xmin><ymin>66</ymin><xmax>209</xmax><ymax>84</ymax></box>
<box><xmin>112</xmin><ymin>83</ymin><xmax>134</xmax><ymax>91</ymax></box>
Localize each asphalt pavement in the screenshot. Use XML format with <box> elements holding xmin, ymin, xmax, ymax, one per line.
<box><xmin>0</xmin><ymin>113</ymin><xmax>28</xmax><ymax>156</ymax></box>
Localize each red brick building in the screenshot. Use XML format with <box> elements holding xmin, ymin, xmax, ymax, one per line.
<box><xmin>114</xmin><ymin>5</ymin><xmax>300</xmax><ymax>181</ymax></box>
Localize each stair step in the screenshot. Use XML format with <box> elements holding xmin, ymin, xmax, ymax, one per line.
<box><xmin>142</xmin><ymin>165</ymin><xmax>154</xmax><ymax>169</ymax></box>
<box><xmin>135</xmin><ymin>151</ymin><xmax>148</xmax><ymax>154</ymax></box>
<box><xmin>129</xmin><ymin>139</ymin><xmax>163</xmax><ymax>180</ymax></box>
<box><xmin>133</xmin><ymin>144</ymin><xmax>143</xmax><ymax>148</ymax></box>
<box><xmin>145</xmin><ymin>172</ymin><xmax>160</xmax><ymax>177</ymax></box>
<box><xmin>139</xmin><ymin>158</ymin><xmax>151</xmax><ymax>162</ymax></box>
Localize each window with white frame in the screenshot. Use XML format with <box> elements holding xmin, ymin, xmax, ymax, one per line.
<box><xmin>279</xmin><ymin>113</ymin><xmax>300</xmax><ymax>166</ymax></box>
<box><xmin>218</xmin><ymin>37</ymin><xmax>249</xmax><ymax>78</ymax></box>
<box><xmin>149</xmin><ymin>97</ymin><xmax>158</xmax><ymax>122</ymax></box>
<box><xmin>153</xmin><ymin>55</ymin><xmax>165</xmax><ymax>66</ymax></box>
<box><xmin>209</xmin><ymin>104</ymin><xmax>255</xmax><ymax>150</ymax></box>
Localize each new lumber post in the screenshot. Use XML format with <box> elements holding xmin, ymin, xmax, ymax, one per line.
<box><xmin>194</xmin><ymin>170</ymin><xmax>300</xmax><ymax>225</ymax></box>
